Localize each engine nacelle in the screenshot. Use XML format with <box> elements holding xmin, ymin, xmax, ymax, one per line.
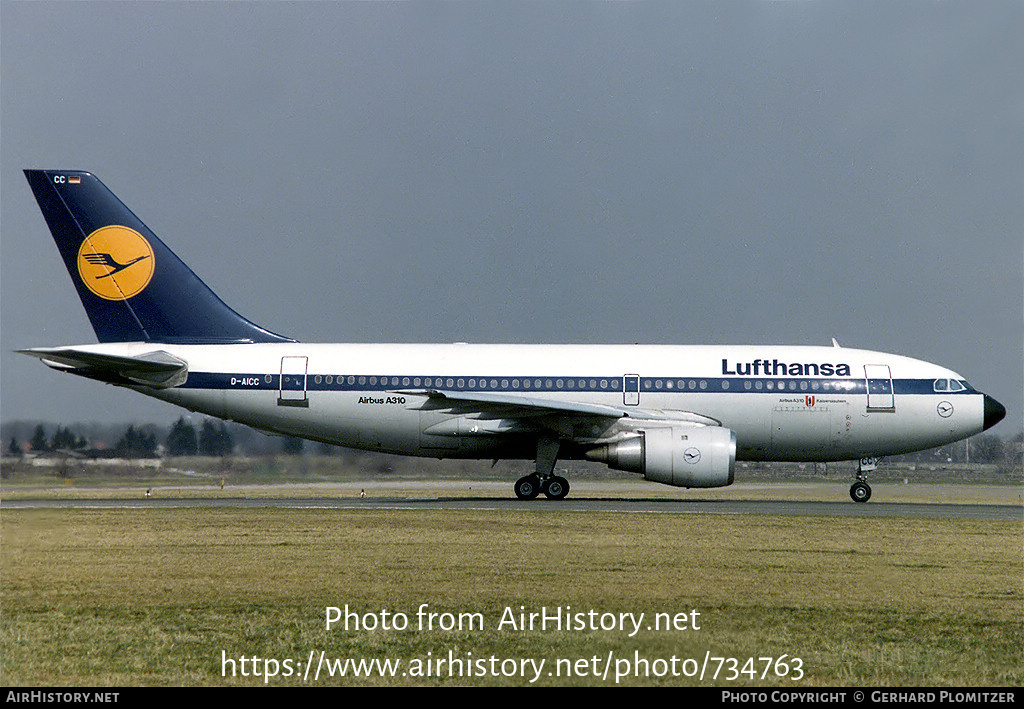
<box><xmin>585</xmin><ymin>426</ymin><xmax>736</xmax><ymax>488</ymax></box>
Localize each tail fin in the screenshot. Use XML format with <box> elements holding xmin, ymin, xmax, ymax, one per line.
<box><xmin>24</xmin><ymin>170</ymin><xmax>293</xmax><ymax>344</ymax></box>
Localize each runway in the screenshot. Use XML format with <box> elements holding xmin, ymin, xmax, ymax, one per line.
<box><xmin>4</xmin><ymin>494</ymin><xmax>1020</xmax><ymax>520</ymax></box>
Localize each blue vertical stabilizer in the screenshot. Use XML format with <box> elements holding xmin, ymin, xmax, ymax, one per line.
<box><xmin>24</xmin><ymin>170</ymin><xmax>294</xmax><ymax>344</ymax></box>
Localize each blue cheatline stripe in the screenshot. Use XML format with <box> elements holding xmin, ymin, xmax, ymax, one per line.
<box><xmin>178</xmin><ymin>373</ymin><xmax>974</xmax><ymax>397</ymax></box>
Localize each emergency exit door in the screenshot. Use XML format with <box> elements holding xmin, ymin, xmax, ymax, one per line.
<box><xmin>623</xmin><ymin>374</ymin><xmax>640</xmax><ymax>406</ymax></box>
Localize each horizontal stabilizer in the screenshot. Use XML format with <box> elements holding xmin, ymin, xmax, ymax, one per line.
<box><xmin>18</xmin><ymin>347</ymin><xmax>188</xmax><ymax>388</ymax></box>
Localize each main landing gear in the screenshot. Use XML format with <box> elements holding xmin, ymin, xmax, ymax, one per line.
<box><xmin>514</xmin><ymin>473</ymin><xmax>570</xmax><ymax>500</ymax></box>
<box><xmin>850</xmin><ymin>457</ymin><xmax>878</xmax><ymax>503</ymax></box>
<box><xmin>514</xmin><ymin>435</ymin><xmax>570</xmax><ymax>500</ymax></box>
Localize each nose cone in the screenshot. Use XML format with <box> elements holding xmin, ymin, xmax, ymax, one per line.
<box><xmin>983</xmin><ymin>395</ymin><xmax>1006</xmax><ymax>431</ymax></box>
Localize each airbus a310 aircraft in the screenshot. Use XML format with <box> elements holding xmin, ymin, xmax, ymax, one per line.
<box><xmin>20</xmin><ymin>170</ymin><xmax>1006</xmax><ymax>502</ymax></box>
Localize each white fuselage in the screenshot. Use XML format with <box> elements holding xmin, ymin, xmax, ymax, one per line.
<box><xmin>82</xmin><ymin>341</ymin><xmax>986</xmax><ymax>463</ymax></box>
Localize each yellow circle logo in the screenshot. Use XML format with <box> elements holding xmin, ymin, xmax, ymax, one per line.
<box><xmin>77</xmin><ymin>226</ymin><xmax>155</xmax><ymax>300</ymax></box>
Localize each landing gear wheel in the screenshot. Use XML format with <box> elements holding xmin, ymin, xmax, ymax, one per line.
<box><xmin>514</xmin><ymin>474</ymin><xmax>541</xmax><ymax>500</ymax></box>
<box><xmin>850</xmin><ymin>481</ymin><xmax>872</xmax><ymax>503</ymax></box>
<box><xmin>543</xmin><ymin>476</ymin><xmax>570</xmax><ymax>500</ymax></box>
<box><xmin>851</xmin><ymin>457</ymin><xmax>877</xmax><ymax>503</ymax></box>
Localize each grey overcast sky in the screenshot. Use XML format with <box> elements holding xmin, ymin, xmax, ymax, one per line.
<box><xmin>2</xmin><ymin>1</ymin><xmax>1021</xmax><ymax>436</ymax></box>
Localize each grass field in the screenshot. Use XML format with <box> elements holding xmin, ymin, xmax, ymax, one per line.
<box><xmin>2</xmin><ymin>499</ymin><xmax>1022</xmax><ymax>686</ymax></box>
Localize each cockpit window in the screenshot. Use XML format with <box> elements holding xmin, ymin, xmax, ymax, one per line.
<box><xmin>934</xmin><ymin>378</ymin><xmax>968</xmax><ymax>392</ymax></box>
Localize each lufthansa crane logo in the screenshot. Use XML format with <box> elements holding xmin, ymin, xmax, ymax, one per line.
<box><xmin>76</xmin><ymin>226</ymin><xmax>155</xmax><ymax>300</ymax></box>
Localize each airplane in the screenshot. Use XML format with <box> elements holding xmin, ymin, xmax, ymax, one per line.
<box><xmin>19</xmin><ymin>169</ymin><xmax>1007</xmax><ymax>502</ymax></box>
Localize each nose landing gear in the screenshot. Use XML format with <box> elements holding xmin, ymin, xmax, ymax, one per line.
<box><xmin>850</xmin><ymin>457</ymin><xmax>878</xmax><ymax>503</ymax></box>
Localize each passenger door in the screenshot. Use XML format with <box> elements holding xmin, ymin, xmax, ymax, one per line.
<box><xmin>279</xmin><ymin>356</ymin><xmax>309</xmax><ymax>407</ymax></box>
<box><xmin>864</xmin><ymin>364</ymin><xmax>894</xmax><ymax>412</ymax></box>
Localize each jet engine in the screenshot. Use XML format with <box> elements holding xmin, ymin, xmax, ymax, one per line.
<box><xmin>585</xmin><ymin>426</ymin><xmax>736</xmax><ymax>488</ymax></box>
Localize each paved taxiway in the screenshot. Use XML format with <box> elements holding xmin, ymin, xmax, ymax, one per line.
<box><xmin>4</xmin><ymin>495</ymin><xmax>1019</xmax><ymax>520</ymax></box>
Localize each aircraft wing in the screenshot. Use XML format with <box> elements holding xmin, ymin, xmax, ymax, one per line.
<box><xmin>398</xmin><ymin>388</ymin><xmax>720</xmax><ymax>436</ymax></box>
<box><xmin>18</xmin><ymin>347</ymin><xmax>188</xmax><ymax>388</ymax></box>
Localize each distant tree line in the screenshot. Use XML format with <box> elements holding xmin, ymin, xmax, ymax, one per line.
<box><xmin>114</xmin><ymin>425</ymin><xmax>158</xmax><ymax>458</ymax></box>
<box><xmin>165</xmin><ymin>417</ymin><xmax>199</xmax><ymax>456</ymax></box>
<box><xmin>7</xmin><ymin>419</ymin><xmax>235</xmax><ymax>459</ymax></box>
<box><xmin>17</xmin><ymin>424</ymin><xmax>89</xmax><ymax>455</ymax></box>
<box><xmin>146</xmin><ymin>418</ymin><xmax>236</xmax><ymax>457</ymax></box>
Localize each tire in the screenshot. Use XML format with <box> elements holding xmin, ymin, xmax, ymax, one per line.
<box><xmin>544</xmin><ymin>476</ymin><xmax>570</xmax><ymax>500</ymax></box>
<box><xmin>850</xmin><ymin>481</ymin><xmax>872</xmax><ymax>503</ymax></box>
<box><xmin>515</xmin><ymin>475</ymin><xmax>541</xmax><ymax>500</ymax></box>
